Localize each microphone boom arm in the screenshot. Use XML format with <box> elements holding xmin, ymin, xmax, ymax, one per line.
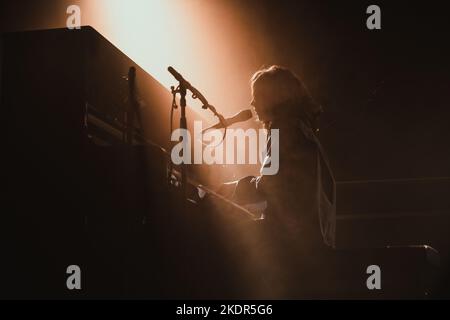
<box><xmin>167</xmin><ymin>66</ymin><xmax>226</xmax><ymax>127</ymax></box>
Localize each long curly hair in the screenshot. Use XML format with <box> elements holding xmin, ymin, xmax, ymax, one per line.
<box><xmin>251</xmin><ymin>65</ymin><xmax>323</xmax><ymax>130</ymax></box>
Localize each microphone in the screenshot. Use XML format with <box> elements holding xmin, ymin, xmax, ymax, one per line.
<box><xmin>168</xmin><ymin>66</ymin><xmax>191</xmax><ymax>88</ymax></box>
<box><xmin>202</xmin><ymin>109</ymin><xmax>253</xmax><ymax>133</ymax></box>
<box><xmin>167</xmin><ymin>66</ymin><xmax>244</xmax><ymax>130</ymax></box>
<box><xmin>168</xmin><ymin>66</ymin><xmax>211</xmax><ymax>110</ymax></box>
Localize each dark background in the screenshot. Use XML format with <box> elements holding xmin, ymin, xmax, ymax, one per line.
<box><xmin>237</xmin><ymin>0</ymin><xmax>450</xmax><ymax>181</ymax></box>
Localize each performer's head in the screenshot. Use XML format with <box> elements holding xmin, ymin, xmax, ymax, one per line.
<box><xmin>250</xmin><ymin>65</ymin><xmax>323</xmax><ymax>130</ymax></box>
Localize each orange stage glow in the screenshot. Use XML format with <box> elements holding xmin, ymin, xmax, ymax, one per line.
<box><xmin>81</xmin><ymin>0</ymin><xmax>263</xmax><ymax>124</ymax></box>
<box><xmin>79</xmin><ymin>0</ymin><xmax>267</xmax><ymax>182</ymax></box>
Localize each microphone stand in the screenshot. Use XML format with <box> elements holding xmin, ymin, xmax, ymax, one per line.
<box><xmin>170</xmin><ymin>81</ymin><xmax>188</xmax><ymax>199</ymax></box>
<box><xmin>168</xmin><ymin>66</ymin><xmax>226</xmax><ymax>200</ymax></box>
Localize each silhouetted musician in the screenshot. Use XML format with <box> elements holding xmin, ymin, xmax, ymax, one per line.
<box><xmin>215</xmin><ymin>65</ymin><xmax>336</xmax><ymax>249</ymax></box>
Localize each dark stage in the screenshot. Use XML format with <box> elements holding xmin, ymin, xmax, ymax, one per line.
<box><xmin>1</xmin><ymin>0</ymin><xmax>450</xmax><ymax>300</ymax></box>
